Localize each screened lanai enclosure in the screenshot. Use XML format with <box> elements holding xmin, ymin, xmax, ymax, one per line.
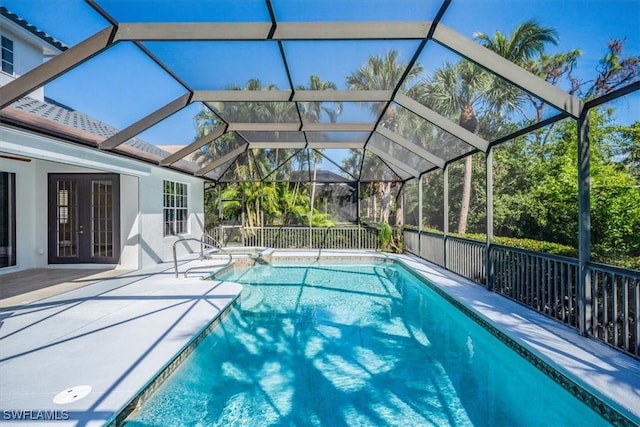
<box><xmin>1</xmin><ymin>1</ymin><xmax>639</xmax><ymax>357</ymax></box>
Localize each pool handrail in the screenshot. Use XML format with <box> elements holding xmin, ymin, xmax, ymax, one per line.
<box><xmin>172</xmin><ymin>235</ymin><xmax>232</xmax><ymax>278</ymax></box>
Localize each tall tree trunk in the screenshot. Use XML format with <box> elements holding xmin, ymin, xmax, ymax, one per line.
<box><xmin>457</xmin><ymin>155</ymin><xmax>472</xmax><ymax>234</ymax></box>
<box><xmin>457</xmin><ymin>104</ymin><xmax>478</xmax><ymax>235</ymax></box>
<box><xmin>310</xmin><ymin>166</ymin><xmax>318</xmax><ymax>225</ymax></box>
<box><xmin>395</xmin><ymin>184</ymin><xmax>404</xmax><ymax>227</ymax></box>
<box><xmin>373</xmin><ymin>192</ymin><xmax>377</xmax><ymax>222</ymax></box>
<box><xmin>380</xmin><ymin>182</ymin><xmax>391</xmax><ymax>223</ymax></box>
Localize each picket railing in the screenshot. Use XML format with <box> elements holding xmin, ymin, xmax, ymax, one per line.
<box><xmin>588</xmin><ymin>262</ymin><xmax>640</xmax><ymax>357</ymax></box>
<box><xmin>207</xmin><ymin>225</ymin><xmax>380</xmax><ymax>250</ymax></box>
<box><xmin>403</xmin><ymin>229</ymin><xmax>640</xmax><ymax>359</ymax></box>
<box><xmin>205</xmin><ymin>226</ymin><xmax>639</xmax><ymax>358</ymax></box>
<box><xmin>446</xmin><ymin>235</ymin><xmax>486</xmax><ymax>285</ymax></box>
<box><xmin>405</xmin><ymin>229</ymin><xmax>445</xmax><ymax>267</ymax></box>
<box><xmin>492</xmin><ymin>245</ymin><xmax>579</xmax><ymax>329</ymax></box>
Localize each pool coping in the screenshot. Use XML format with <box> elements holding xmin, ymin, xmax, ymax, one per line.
<box><xmin>105</xmin><ymin>298</ymin><xmax>240</xmax><ymax>426</ymax></box>
<box><xmin>394</xmin><ymin>255</ymin><xmax>640</xmax><ymax>426</ymax></box>
<box><xmin>205</xmin><ymin>249</ymin><xmax>640</xmax><ymax>426</ymax></box>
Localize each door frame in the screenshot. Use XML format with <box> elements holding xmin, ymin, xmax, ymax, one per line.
<box><xmin>48</xmin><ymin>173</ymin><xmax>120</xmax><ymax>264</ymax></box>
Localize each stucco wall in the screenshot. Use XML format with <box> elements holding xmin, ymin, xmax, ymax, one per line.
<box><xmin>1</xmin><ymin>126</ymin><xmax>205</xmax><ymax>274</ymax></box>
<box><xmin>138</xmin><ymin>167</ymin><xmax>205</xmax><ymax>268</ymax></box>
<box><xmin>0</xmin><ymin>156</ymin><xmax>36</xmax><ymax>271</ymax></box>
<box><xmin>0</xmin><ymin>23</ymin><xmax>47</xmax><ymax>101</ymax></box>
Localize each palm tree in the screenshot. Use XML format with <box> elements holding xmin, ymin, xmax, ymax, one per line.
<box><xmin>346</xmin><ymin>50</ymin><xmax>423</xmax><ymax>224</ymax></box>
<box><xmin>297</xmin><ymin>75</ymin><xmax>343</xmax><ymax>225</ymax></box>
<box><xmin>194</xmin><ymin>79</ymin><xmax>297</xmax><ymax>232</ymax></box>
<box><xmin>421</xmin><ymin>20</ymin><xmax>559</xmax><ymax>234</ymax></box>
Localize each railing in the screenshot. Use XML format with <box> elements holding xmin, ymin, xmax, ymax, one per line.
<box><xmin>446</xmin><ymin>235</ymin><xmax>486</xmax><ymax>285</ymax></box>
<box><xmin>403</xmin><ymin>229</ymin><xmax>639</xmax><ymax>359</ymax></box>
<box><xmin>404</xmin><ymin>229</ymin><xmax>445</xmax><ymax>267</ymax></box>
<box><xmin>588</xmin><ymin>262</ymin><xmax>640</xmax><ymax>357</ymax></box>
<box><xmin>404</xmin><ymin>229</ymin><xmax>419</xmax><ymax>254</ymax></box>
<box><xmin>491</xmin><ymin>245</ymin><xmax>579</xmax><ymax>329</ymax></box>
<box><xmin>206</xmin><ymin>226</ymin><xmax>640</xmax><ymax>358</ymax></box>
<box><xmin>209</xmin><ymin>226</ymin><xmax>381</xmax><ymax>250</ymax></box>
<box><xmin>172</xmin><ymin>235</ymin><xmax>232</xmax><ymax>278</ymax></box>
<box><xmin>421</xmin><ymin>231</ymin><xmax>446</xmax><ymax>267</ymax></box>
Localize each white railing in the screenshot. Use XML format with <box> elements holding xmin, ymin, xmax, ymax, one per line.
<box><xmin>207</xmin><ymin>226</ymin><xmax>381</xmax><ymax>250</ymax></box>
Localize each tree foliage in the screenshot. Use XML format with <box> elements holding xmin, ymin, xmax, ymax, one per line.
<box><xmin>193</xmin><ymin>22</ymin><xmax>639</xmax><ymax>268</ymax></box>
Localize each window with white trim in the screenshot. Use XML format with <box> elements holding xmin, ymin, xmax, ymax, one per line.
<box><xmin>1</xmin><ymin>36</ymin><xmax>14</xmax><ymax>75</ymax></box>
<box><xmin>163</xmin><ymin>180</ymin><xmax>188</xmax><ymax>236</ymax></box>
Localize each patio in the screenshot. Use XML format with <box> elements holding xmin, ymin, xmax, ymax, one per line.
<box><xmin>0</xmin><ymin>0</ymin><xmax>638</xmax><ymax>424</ymax></box>
<box><xmin>0</xmin><ymin>268</ymin><xmax>126</xmax><ymax>309</ymax></box>
<box><xmin>0</xmin><ymin>251</ymin><xmax>639</xmax><ymax>426</ymax></box>
<box><xmin>0</xmin><ymin>255</ymin><xmax>242</xmax><ymax>426</ymax></box>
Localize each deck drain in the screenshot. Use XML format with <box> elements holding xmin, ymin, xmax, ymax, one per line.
<box><xmin>53</xmin><ymin>385</ymin><xmax>92</xmax><ymax>404</ymax></box>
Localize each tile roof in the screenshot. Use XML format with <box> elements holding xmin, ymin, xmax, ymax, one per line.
<box><xmin>0</xmin><ymin>6</ymin><xmax>68</xmax><ymax>52</ymax></box>
<box><xmin>7</xmin><ymin>96</ymin><xmax>173</xmax><ymax>161</ymax></box>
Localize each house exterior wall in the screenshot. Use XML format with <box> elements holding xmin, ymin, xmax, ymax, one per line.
<box><xmin>0</xmin><ymin>18</ymin><xmax>50</xmax><ymax>101</ymax></box>
<box><xmin>0</xmin><ymin>154</ymin><xmax>36</xmax><ymax>271</ymax></box>
<box><xmin>139</xmin><ymin>167</ymin><xmax>205</xmax><ymax>268</ymax></box>
<box><xmin>0</xmin><ymin>126</ymin><xmax>205</xmax><ymax>274</ymax></box>
<box><xmin>0</xmin><ymin>12</ymin><xmax>205</xmax><ymax>276</ymax></box>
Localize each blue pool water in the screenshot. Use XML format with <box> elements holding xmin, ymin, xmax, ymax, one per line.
<box><xmin>125</xmin><ymin>263</ymin><xmax>608</xmax><ymax>426</ymax></box>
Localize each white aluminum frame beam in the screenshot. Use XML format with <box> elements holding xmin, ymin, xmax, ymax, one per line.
<box><xmin>248</xmin><ymin>142</ymin><xmax>366</xmax><ymax>149</ymax></box>
<box><xmin>376</xmin><ymin>126</ymin><xmax>446</xmax><ymax>169</ymax></box>
<box><xmin>394</xmin><ymin>93</ymin><xmax>489</xmax><ymax>152</ymax></box>
<box><xmin>293</xmin><ymin>90</ymin><xmax>393</xmax><ymax>102</ymax></box>
<box><xmin>160</xmin><ymin>125</ymin><xmax>227</xmax><ymax>166</ymax></box>
<box><xmin>100</xmin><ymin>93</ymin><xmax>191</xmax><ymax>150</ymax></box>
<box><xmin>0</xmin><ymin>27</ymin><xmax>115</xmax><ymax>110</ymax></box>
<box><xmin>195</xmin><ymin>90</ymin><xmax>393</xmax><ymax>102</ymax></box>
<box><xmin>196</xmin><ymin>91</ymin><xmax>292</xmax><ymax>102</ymax></box>
<box><xmin>114</xmin><ymin>23</ymin><xmax>272</xmax><ymax>41</ymax></box>
<box><xmin>113</xmin><ymin>22</ymin><xmax>431</xmax><ymax>41</ymax></box>
<box><xmin>303</xmin><ymin>123</ymin><xmax>374</xmax><ymax>132</ymax></box>
<box><xmin>195</xmin><ymin>143</ymin><xmax>247</xmax><ymax>177</ymax></box>
<box><xmin>432</xmin><ymin>24</ymin><xmax>583</xmax><ymax>118</ymax></box>
<box><xmin>366</xmin><ymin>145</ymin><xmax>420</xmax><ymax>178</ymax></box>
<box><xmin>274</xmin><ymin>22</ymin><xmax>431</xmax><ymax>39</ymax></box>
<box><xmin>249</xmin><ymin>142</ymin><xmax>306</xmax><ymax>149</ymax></box>
<box><xmin>228</xmin><ymin>122</ymin><xmax>375</xmax><ymax>132</ymax></box>
<box><xmin>307</xmin><ymin>141</ymin><xmax>365</xmax><ymax>149</ymax></box>
<box><xmin>227</xmin><ymin>123</ymin><xmax>300</xmax><ymax>132</ymax></box>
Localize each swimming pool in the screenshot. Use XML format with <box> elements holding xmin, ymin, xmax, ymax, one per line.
<box><xmin>123</xmin><ymin>261</ymin><xmax>611</xmax><ymax>426</ymax></box>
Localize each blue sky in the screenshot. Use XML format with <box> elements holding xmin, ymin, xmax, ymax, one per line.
<box><xmin>3</xmin><ymin>0</ymin><xmax>639</xmax><ymax>147</ymax></box>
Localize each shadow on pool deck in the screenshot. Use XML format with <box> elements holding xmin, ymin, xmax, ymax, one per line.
<box><xmin>0</xmin><ymin>259</ymin><xmax>242</xmax><ymax>427</ymax></box>
<box><xmin>0</xmin><ymin>268</ymin><xmax>130</xmax><ymax>309</ymax></box>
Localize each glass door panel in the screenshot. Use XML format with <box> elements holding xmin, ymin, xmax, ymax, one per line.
<box><xmin>49</xmin><ymin>174</ymin><xmax>120</xmax><ymax>264</ymax></box>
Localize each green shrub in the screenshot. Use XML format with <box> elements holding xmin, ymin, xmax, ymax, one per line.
<box><xmin>413</xmin><ymin>228</ymin><xmax>577</xmax><ymax>257</ymax></box>
<box><xmin>379</xmin><ymin>222</ymin><xmax>393</xmax><ymax>251</ymax></box>
<box><xmin>493</xmin><ymin>236</ymin><xmax>577</xmax><ymax>257</ymax></box>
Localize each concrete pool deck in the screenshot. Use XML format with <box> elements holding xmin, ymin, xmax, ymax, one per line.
<box><xmin>0</xmin><ymin>256</ymin><xmax>242</xmax><ymax>426</ymax></box>
<box><xmin>394</xmin><ymin>253</ymin><xmax>640</xmax><ymax>425</ymax></box>
<box><xmin>0</xmin><ymin>249</ymin><xmax>639</xmax><ymax>426</ymax></box>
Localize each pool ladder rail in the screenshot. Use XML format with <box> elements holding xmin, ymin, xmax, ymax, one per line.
<box><xmin>172</xmin><ymin>234</ymin><xmax>232</xmax><ymax>278</ymax></box>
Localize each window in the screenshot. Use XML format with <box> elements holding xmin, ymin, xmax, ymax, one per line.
<box><xmin>1</xmin><ymin>172</ymin><xmax>16</xmax><ymax>268</ymax></box>
<box><xmin>163</xmin><ymin>180</ymin><xmax>188</xmax><ymax>236</ymax></box>
<box><xmin>1</xmin><ymin>36</ymin><xmax>14</xmax><ymax>75</ymax></box>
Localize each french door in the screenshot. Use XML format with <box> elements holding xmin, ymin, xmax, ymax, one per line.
<box><xmin>48</xmin><ymin>174</ymin><xmax>120</xmax><ymax>264</ymax></box>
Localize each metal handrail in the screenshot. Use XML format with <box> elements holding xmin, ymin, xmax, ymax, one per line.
<box><xmin>172</xmin><ymin>235</ymin><xmax>232</xmax><ymax>278</ymax></box>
